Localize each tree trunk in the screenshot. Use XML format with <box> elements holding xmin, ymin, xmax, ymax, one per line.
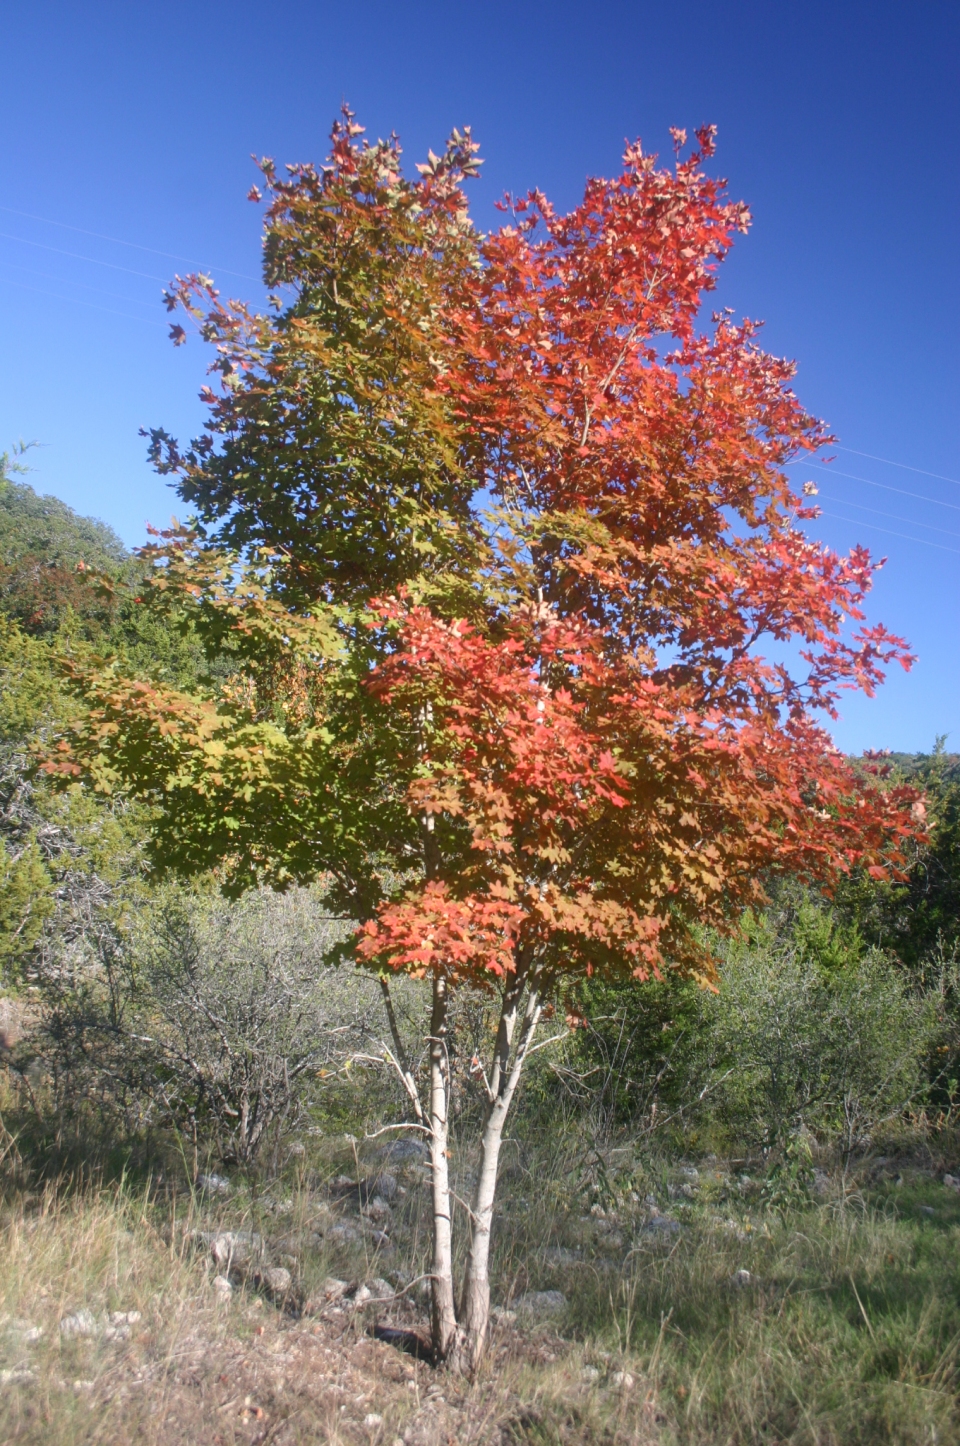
<box><xmin>457</xmin><ymin>1094</ymin><xmax>509</xmax><ymax>1373</ymax></box>
<box><xmin>457</xmin><ymin>975</ymin><xmax>543</xmax><ymax>1375</ymax></box>
<box><xmin>428</xmin><ymin>972</ymin><xmax>459</xmax><ymax>1362</ymax></box>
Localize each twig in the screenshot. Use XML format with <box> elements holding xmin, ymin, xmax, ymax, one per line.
<box><xmin>523</xmin><ymin>1031</ymin><xmax>569</xmax><ymax>1059</ymax></box>
<box><xmin>379</xmin><ymin>977</ymin><xmax>425</xmax><ymax>1123</ymax></box>
<box><xmin>848</xmin><ymin>1273</ymin><xmax>875</xmax><ymax>1339</ymax></box>
<box><xmin>362</xmin><ymin>1122</ymin><xmax>432</xmax><ymax>1140</ymax></box>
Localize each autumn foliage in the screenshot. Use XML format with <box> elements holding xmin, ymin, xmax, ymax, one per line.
<box><xmin>44</xmin><ymin>110</ymin><xmax>921</xmax><ymax>1366</ymax></box>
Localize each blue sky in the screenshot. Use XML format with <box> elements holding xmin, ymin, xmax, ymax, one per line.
<box><xmin>2</xmin><ymin>0</ymin><xmax>957</xmax><ymax>754</ymax></box>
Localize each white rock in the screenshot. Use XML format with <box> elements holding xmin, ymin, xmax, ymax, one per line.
<box><xmin>59</xmin><ymin>1309</ymin><xmax>99</xmax><ymax>1338</ymax></box>
<box><xmin>514</xmin><ymin>1290</ymin><xmax>567</xmax><ymax>1317</ymax></box>
<box><xmin>194</xmin><ymin>1229</ymin><xmax>263</xmax><ymax>1269</ymax></box>
<box><xmin>542</xmin><ymin>1246</ymin><xmax>582</xmax><ymax>1266</ymax></box>
<box><xmin>327</xmin><ymin>1222</ymin><xmax>360</xmax><ymax>1246</ymax></box>
<box><xmin>363</xmin><ymin>1413</ymin><xmax>384</xmax><ymax>1428</ymax></box>
<box><xmin>732</xmin><ymin>1268</ymin><xmax>752</xmax><ymax>1286</ymax></box>
<box><xmin>109</xmin><ymin>1310</ymin><xmax>141</xmax><ymax>1326</ymax></box>
<box><xmin>212</xmin><ymin>1275</ymin><xmax>233</xmax><ymax>1300</ymax></box>
<box><xmin>581</xmin><ymin>1365</ymin><xmax>601</xmax><ymax>1382</ymax></box>
<box><xmin>611</xmin><ymin>1370</ymin><xmax>635</xmax><ymax>1390</ymax></box>
<box><xmin>0</xmin><ymin>1366</ymin><xmax>35</xmax><ymax>1386</ymax></box>
<box><xmin>196</xmin><ymin>1172</ymin><xmax>231</xmax><ymax>1196</ymax></box>
<box><xmin>259</xmin><ymin>1267</ymin><xmax>292</xmax><ymax>1295</ymax></box>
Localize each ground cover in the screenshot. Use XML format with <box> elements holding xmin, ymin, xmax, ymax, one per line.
<box><xmin>1</xmin><ymin>1131</ymin><xmax>958</xmax><ymax>1445</ymax></box>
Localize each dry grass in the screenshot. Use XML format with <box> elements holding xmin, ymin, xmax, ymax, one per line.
<box><xmin>0</xmin><ymin>1172</ymin><xmax>665</xmax><ymax>1445</ymax></box>
<box><xmin>1</xmin><ymin>1130</ymin><xmax>959</xmax><ymax>1444</ymax></box>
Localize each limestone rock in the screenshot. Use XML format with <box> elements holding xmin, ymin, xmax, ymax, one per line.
<box><xmin>196</xmin><ymin>1172</ymin><xmax>231</xmax><ymax>1196</ymax></box>
<box><xmin>59</xmin><ymin>1309</ymin><xmax>99</xmax><ymax>1338</ymax></box>
<box><xmin>257</xmin><ymin>1266</ymin><xmax>292</xmax><ymax>1296</ymax></box>
<box><xmin>191</xmin><ymin>1229</ymin><xmax>264</xmax><ymax>1272</ymax></box>
<box><xmin>514</xmin><ymin>1290</ymin><xmax>566</xmax><ymax>1318</ymax></box>
<box><xmin>327</xmin><ymin>1222</ymin><xmax>360</xmax><ymax>1246</ymax></box>
<box><xmin>378</xmin><ymin>1139</ymin><xmax>427</xmax><ymax>1163</ymax></box>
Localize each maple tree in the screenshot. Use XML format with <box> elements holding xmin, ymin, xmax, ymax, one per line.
<box><xmin>45</xmin><ymin>111</ymin><xmax>921</xmax><ymax>1371</ymax></box>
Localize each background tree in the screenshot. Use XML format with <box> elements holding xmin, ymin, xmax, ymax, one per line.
<box><xmin>47</xmin><ymin>113</ymin><xmax>920</xmax><ymax>1371</ymax></box>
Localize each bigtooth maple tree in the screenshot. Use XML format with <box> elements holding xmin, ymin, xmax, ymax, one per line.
<box><xmin>46</xmin><ymin>112</ymin><xmax>920</xmax><ymax>1372</ymax></box>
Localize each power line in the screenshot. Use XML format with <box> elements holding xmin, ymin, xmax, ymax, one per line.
<box><xmin>0</xmin><ymin>275</ymin><xmax>167</xmax><ymax>328</ymax></box>
<box><xmin>815</xmin><ymin>491</ymin><xmax>960</xmax><ymax>540</ymax></box>
<box><xmin>812</xmin><ymin>509</ymin><xmax>960</xmax><ymax>556</ymax></box>
<box><xmin>0</xmin><ymin>230</ymin><xmax>169</xmax><ymax>283</ymax></box>
<box><xmin>0</xmin><ymin>203</ymin><xmax>259</xmax><ymax>283</ymax></box>
<box><xmin>0</xmin><ymin>257</ymin><xmax>164</xmax><ymax>310</ymax></box>
<box><xmin>791</xmin><ymin>460</ymin><xmax>960</xmax><ymax>513</ymax></box>
<box><xmin>834</xmin><ymin>446</ymin><xmax>960</xmax><ymax>487</ymax></box>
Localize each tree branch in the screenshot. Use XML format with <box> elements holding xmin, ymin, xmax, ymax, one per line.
<box><xmin>379</xmin><ymin>975</ymin><xmax>425</xmax><ymax>1123</ymax></box>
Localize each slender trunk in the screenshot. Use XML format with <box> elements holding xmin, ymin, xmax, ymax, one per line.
<box><xmin>458</xmin><ymin>978</ymin><xmax>543</xmax><ymax>1375</ymax></box>
<box><xmin>457</xmin><ymin>1095</ymin><xmax>509</xmax><ymax>1372</ymax></box>
<box><xmin>429</xmin><ymin>972</ymin><xmax>459</xmax><ymax>1361</ymax></box>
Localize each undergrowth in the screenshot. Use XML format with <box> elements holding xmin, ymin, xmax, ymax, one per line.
<box><xmin>1</xmin><ymin>1118</ymin><xmax>958</xmax><ymax>1444</ymax></box>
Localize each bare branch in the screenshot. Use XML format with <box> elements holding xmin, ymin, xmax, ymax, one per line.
<box><xmin>379</xmin><ymin>976</ymin><xmax>426</xmax><ymax>1122</ymax></box>
<box><xmin>363</xmin><ymin>1121</ymin><xmax>432</xmax><ymax>1140</ymax></box>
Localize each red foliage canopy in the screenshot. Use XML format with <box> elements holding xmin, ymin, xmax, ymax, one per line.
<box><xmin>355</xmin><ymin>125</ymin><xmax>918</xmax><ymax>988</ymax></box>
<box><xmin>47</xmin><ymin>115</ymin><xmax>920</xmax><ymax>994</ymax></box>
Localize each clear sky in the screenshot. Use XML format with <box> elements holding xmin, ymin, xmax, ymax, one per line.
<box><xmin>2</xmin><ymin>0</ymin><xmax>957</xmax><ymax>754</ymax></box>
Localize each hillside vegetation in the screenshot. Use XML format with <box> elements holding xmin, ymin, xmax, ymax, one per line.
<box><xmin>0</xmin><ymin>466</ymin><xmax>958</xmax><ymax>1442</ymax></box>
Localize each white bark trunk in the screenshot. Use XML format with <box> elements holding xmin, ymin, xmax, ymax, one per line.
<box><xmin>458</xmin><ymin>977</ymin><xmax>543</xmax><ymax>1374</ymax></box>
<box><xmin>428</xmin><ymin>972</ymin><xmax>459</xmax><ymax>1361</ymax></box>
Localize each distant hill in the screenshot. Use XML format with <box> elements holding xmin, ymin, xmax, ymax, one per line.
<box><xmin>0</xmin><ymin>476</ymin><xmax>129</xmax><ymax>637</ymax></box>
<box><xmin>0</xmin><ymin>466</ymin><xmax>214</xmax><ymax>687</ymax></box>
<box><xmin>0</xmin><ymin>476</ymin><xmax>127</xmax><ymax>572</ymax></box>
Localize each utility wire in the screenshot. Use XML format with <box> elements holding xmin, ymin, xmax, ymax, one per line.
<box><xmin>0</xmin><ymin>230</ymin><xmax>170</xmax><ymax>283</ymax></box>
<box><xmin>0</xmin><ymin>203</ymin><xmax>259</xmax><ymax>282</ymax></box>
<box><xmin>790</xmin><ymin>460</ymin><xmax>960</xmax><ymax>513</ymax></box>
<box><xmin>0</xmin><ymin>275</ymin><xmax>167</xmax><ymax>327</ymax></box>
<box><xmin>815</xmin><ymin>491</ymin><xmax>960</xmax><ymax>540</ymax></box>
<box><xmin>834</xmin><ymin>446</ymin><xmax>960</xmax><ymax>487</ymax></box>
<box><xmin>0</xmin><ymin>228</ymin><xmax>262</xmax><ymax>293</ymax></box>
<box><xmin>812</xmin><ymin>510</ymin><xmax>960</xmax><ymax>557</ymax></box>
<box><xmin>0</xmin><ymin>257</ymin><xmax>164</xmax><ymax>310</ymax></box>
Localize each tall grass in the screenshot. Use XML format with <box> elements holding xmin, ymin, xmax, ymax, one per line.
<box><xmin>1</xmin><ymin>1117</ymin><xmax>959</xmax><ymax>1442</ymax></box>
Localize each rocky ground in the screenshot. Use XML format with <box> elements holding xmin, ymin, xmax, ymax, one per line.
<box><xmin>3</xmin><ymin>1138</ymin><xmax>960</xmax><ymax>1444</ymax></box>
